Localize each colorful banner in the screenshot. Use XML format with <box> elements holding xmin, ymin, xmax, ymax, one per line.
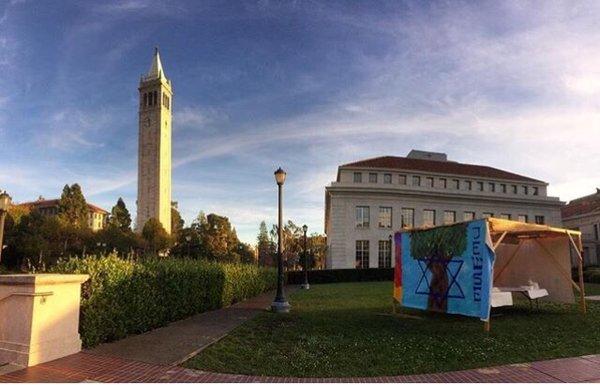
<box><xmin>394</xmin><ymin>220</ymin><xmax>495</xmax><ymax>320</ymax></box>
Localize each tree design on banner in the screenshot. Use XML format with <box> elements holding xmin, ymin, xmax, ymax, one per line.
<box><xmin>410</xmin><ymin>223</ymin><xmax>467</xmax><ymax>312</ymax></box>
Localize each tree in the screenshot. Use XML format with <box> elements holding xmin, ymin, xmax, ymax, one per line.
<box><xmin>257</xmin><ymin>221</ymin><xmax>275</xmax><ymax>266</ymax></box>
<box><xmin>200</xmin><ymin>214</ymin><xmax>240</xmax><ymax>262</ymax></box>
<box><xmin>57</xmin><ymin>184</ymin><xmax>88</xmax><ymax>228</ymax></box>
<box><xmin>108</xmin><ymin>198</ymin><xmax>132</xmax><ymax>231</ymax></box>
<box><xmin>308</xmin><ymin>233</ymin><xmax>327</xmax><ymax>269</ymax></box>
<box><xmin>171</xmin><ymin>205</ymin><xmax>184</xmax><ymax>239</ymax></box>
<box><xmin>410</xmin><ymin>223</ymin><xmax>467</xmax><ymax>312</ymax></box>
<box><xmin>237</xmin><ymin>242</ymin><xmax>257</xmax><ymax>264</ymax></box>
<box><xmin>142</xmin><ymin>218</ymin><xmax>171</xmax><ymax>254</ymax></box>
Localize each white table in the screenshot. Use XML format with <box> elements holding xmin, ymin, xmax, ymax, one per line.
<box><xmin>495</xmin><ymin>286</ymin><xmax>549</xmax><ymax>309</ymax></box>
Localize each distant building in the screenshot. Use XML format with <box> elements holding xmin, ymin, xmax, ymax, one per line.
<box><xmin>561</xmin><ymin>189</ymin><xmax>600</xmax><ymax>266</ymax></box>
<box><xmin>18</xmin><ymin>198</ymin><xmax>109</xmax><ymax>232</ymax></box>
<box><xmin>324</xmin><ymin>150</ymin><xmax>564</xmax><ymax>269</ymax></box>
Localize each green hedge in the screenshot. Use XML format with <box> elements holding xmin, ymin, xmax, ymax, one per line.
<box><xmin>50</xmin><ymin>255</ymin><xmax>276</xmax><ymax>347</ymax></box>
<box><xmin>572</xmin><ymin>266</ymin><xmax>600</xmax><ymax>284</ymax></box>
<box><xmin>583</xmin><ymin>267</ymin><xmax>600</xmax><ymax>284</ymax></box>
<box><xmin>286</xmin><ymin>268</ymin><xmax>393</xmax><ymax>284</ymax></box>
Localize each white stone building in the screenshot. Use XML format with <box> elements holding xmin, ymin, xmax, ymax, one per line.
<box><xmin>324</xmin><ymin>150</ymin><xmax>564</xmax><ymax>269</ymax></box>
<box><xmin>561</xmin><ymin>189</ymin><xmax>600</xmax><ymax>266</ymax></box>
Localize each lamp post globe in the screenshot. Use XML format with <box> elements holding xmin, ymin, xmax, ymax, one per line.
<box><xmin>0</xmin><ymin>191</ymin><xmax>12</xmax><ymax>264</ymax></box>
<box><xmin>301</xmin><ymin>224</ymin><xmax>310</xmax><ymax>290</ymax></box>
<box><xmin>271</xmin><ymin>167</ymin><xmax>290</xmax><ymax>313</ymax></box>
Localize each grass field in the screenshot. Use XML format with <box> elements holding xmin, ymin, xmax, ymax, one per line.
<box><xmin>185</xmin><ymin>282</ymin><xmax>600</xmax><ymax>377</ymax></box>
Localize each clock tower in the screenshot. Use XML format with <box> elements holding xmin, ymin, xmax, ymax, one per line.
<box><xmin>136</xmin><ymin>47</ymin><xmax>172</xmax><ymax>234</ymax></box>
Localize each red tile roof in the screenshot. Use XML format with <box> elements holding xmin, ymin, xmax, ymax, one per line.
<box><xmin>561</xmin><ymin>189</ymin><xmax>600</xmax><ymax>218</ymax></box>
<box><xmin>18</xmin><ymin>199</ymin><xmax>109</xmax><ymax>214</ymax></box>
<box><xmin>340</xmin><ymin>156</ymin><xmax>544</xmax><ymax>183</ymax></box>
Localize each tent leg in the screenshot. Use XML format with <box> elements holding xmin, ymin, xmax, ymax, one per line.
<box><xmin>483</xmin><ymin>320</ymin><xmax>490</xmax><ymax>332</ymax></box>
<box><xmin>577</xmin><ymin>249</ymin><xmax>586</xmax><ymax>315</ymax></box>
<box><xmin>569</xmin><ymin>232</ymin><xmax>587</xmax><ymax>315</ymax></box>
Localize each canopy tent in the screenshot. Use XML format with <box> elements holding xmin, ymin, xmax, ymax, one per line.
<box><xmin>393</xmin><ymin>218</ymin><xmax>585</xmax><ymax>331</ymax></box>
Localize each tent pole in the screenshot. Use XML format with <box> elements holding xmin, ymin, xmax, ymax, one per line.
<box><xmin>484</xmin><ymin>320</ymin><xmax>490</xmax><ymax>332</ymax></box>
<box><xmin>567</xmin><ymin>232</ymin><xmax>586</xmax><ymax>314</ymax></box>
<box><xmin>493</xmin><ymin>231</ymin><xmax>508</xmax><ymax>250</ymax></box>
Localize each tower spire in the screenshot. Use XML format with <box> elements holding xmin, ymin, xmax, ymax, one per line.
<box><xmin>147</xmin><ymin>46</ymin><xmax>165</xmax><ymax>79</ymax></box>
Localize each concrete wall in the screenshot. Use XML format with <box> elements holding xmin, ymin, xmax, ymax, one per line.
<box><xmin>0</xmin><ymin>274</ymin><xmax>88</xmax><ymax>367</ymax></box>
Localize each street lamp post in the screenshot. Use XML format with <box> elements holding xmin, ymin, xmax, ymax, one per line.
<box><xmin>301</xmin><ymin>224</ymin><xmax>310</xmax><ymax>290</ymax></box>
<box><xmin>271</xmin><ymin>167</ymin><xmax>290</xmax><ymax>313</ymax></box>
<box><xmin>0</xmin><ymin>191</ymin><xmax>12</xmax><ymax>265</ymax></box>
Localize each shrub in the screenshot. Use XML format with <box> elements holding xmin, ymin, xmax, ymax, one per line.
<box><xmin>286</xmin><ymin>268</ymin><xmax>393</xmax><ymax>284</ymax></box>
<box><xmin>50</xmin><ymin>254</ymin><xmax>276</xmax><ymax>347</ymax></box>
<box><xmin>583</xmin><ymin>267</ymin><xmax>600</xmax><ymax>284</ymax></box>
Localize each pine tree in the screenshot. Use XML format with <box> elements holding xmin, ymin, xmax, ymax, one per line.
<box><xmin>108</xmin><ymin>197</ymin><xmax>132</xmax><ymax>231</ymax></box>
<box><xmin>257</xmin><ymin>221</ymin><xmax>274</xmax><ymax>266</ymax></box>
<box><xmin>57</xmin><ymin>183</ymin><xmax>88</xmax><ymax>228</ymax></box>
<box><xmin>171</xmin><ymin>206</ymin><xmax>184</xmax><ymax>239</ymax></box>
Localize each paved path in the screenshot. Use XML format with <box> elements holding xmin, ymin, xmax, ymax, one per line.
<box><xmin>88</xmin><ymin>288</ymin><xmax>295</xmax><ymax>365</ymax></box>
<box><xmin>1</xmin><ymin>352</ymin><xmax>600</xmax><ymax>382</ymax></box>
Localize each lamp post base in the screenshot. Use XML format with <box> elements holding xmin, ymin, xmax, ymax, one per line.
<box><xmin>300</xmin><ymin>283</ymin><xmax>310</xmax><ymax>290</ymax></box>
<box><xmin>270</xmin><ymin>300</ymin><xmax>291</xmax><ymax>313</ymax></box>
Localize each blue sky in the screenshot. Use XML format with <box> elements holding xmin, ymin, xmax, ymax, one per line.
<box><xmin>1</xmin><ymin>0</ymin><xmax>599</xmax><ymax>243</ymax></box>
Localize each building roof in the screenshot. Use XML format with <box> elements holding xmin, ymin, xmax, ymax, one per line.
<box><xmin>146</xmin><ymin>47</ymin><xmax>166</xmax><ymax>80</ymax></box>
<box><xmin>561</xmin><ymin>189</ymin><xmax>600</xmax><ymax>218</ymax></box>
<box><xmin>17</xmin><ymin>198</ymin><xmax>109</xmax><ymax>214</ymax></box>
<box><xmin>340</xmin><ymin>155</ymin><xmax>544</xmax><ymax>183</ymax></box>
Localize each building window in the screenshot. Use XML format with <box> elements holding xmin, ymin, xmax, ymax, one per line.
<box><xmin>501</xmin><ymin>184</ymin><xmax>507</xmax><ymax>193</ymax></box>
<box><xmin>594</xmin><ymin>224</ymin><xmax>599</xmax><ymax>240</ymax></box>
<box><xmin>535</xmin><ymin>215</ymin><xmax>545</xmax><ymax>224</ymax></box>
<box><xmin>423</xmin><ymin>209</ymin><xmax>436</xmax><ymax>227</ymax></box>
<box><xmin>463</xmin><ymin>211</ymin><xmax>475</xmax><ymax>221</ymax></box>
<box><xmin>399</xmin><ymin>174</ymin><xmax>407</xmax><ymax>185</ymax></box>
<box><xmin>477</xmin><ymin>182</ymin><xmax>484</xmax><ymax>191</ymax></box>
<box><xmin>353</xmin><ymin>172</ymin><xmax>362</xmax><ymax>183</ymax></box>
<box><xmin>443</xmin><ymin>211</ymin><xmax>456</xmax><ymax>225</ymax></box>
<box><xmin>413</xmin><ymin>176</ymin><xmax>421</xmax><ymax>186</ymax></box>
<box><xmin>383</xmin><ymin>173</ymin><xmax>392</xmax><ymax>184</ymax></box>
<box><xmin>378</xmin><ymin>240</ymin><xmax>392</xmax><ymax>268</ymax></box>
<box><xmin>378</xmin><ymin>207</ymin><xmax>392</xmax><ymax>228</ymax></box>
<box><xmin>512</xmin><ymin>185</ymin><xmax>518</xmax><ymax>194</ymax></box>
<box><xmin>453</xmin><ymin>179</ymin><xmax>460</xmax><ymax>189</ymax></box>
<box><xmin>153</xmin><ymin>91</ymin><xmax>158</xmax><ymax>105</ymax></box>
<box><xmin>523</xmin><ymin>186</ymin><xmax>529</xmax><ymax>195</ymax></box>
<box><xmin>356</xmin><ymin>240</ymin><xmax>370</xmax><ymax>269</ymax></box>
<box><xmin>401</xmin><ymin>208</ymin><xmax>414</xmax><ymax>229</ymax></box>
<box><xmin>356</xmin><ymin>206</ymin><xmax>370</xmax><ymax>228</ymax></box>
<box><xmin>518</xmin><ymin>214</ymin><xmax>528</xmax><ymax>223</ymax></box>
<box><xmin>143</xmin><ymin>93</ymin><xmax>147</xmax><ymax>106</ymax></box>
<box><xmin>500</xmin><ymin>213</ymin><xmax>511</xmax><ymax>220</ymax></box>
<box><xmin>533</xmin><ymin>187</ymin><xmax>539</xmax><ymax>196</ymax></box>
<box><xmin>426</xmin><ymin>177</ymin><xmax>434</xmax><ymax>187</ymax></box>
<box><xmin>440</xmin><ymin>178</ymin><xmax>447</xmax><ymax>188</ymax></box>
<box><xmin>489</xmin><ymin>183</ymin><xmax>495</xmax><ymax>192</ymax></box>
<box><xmin>369</xmin><ymin>173</ymin><xmax>378</xmax><ymax>183</ymax></box>
<box><xmin>482</xmin><ymin>212</ymin><xmax>494</xmax><ymax>218</ymax></box>
<box><xmin>466</xmin><ymin>181</ymin><xmax>472</xmax><ymax>191</ymax></box>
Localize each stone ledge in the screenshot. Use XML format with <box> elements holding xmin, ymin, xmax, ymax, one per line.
<box><xmin>0</xmin><ymin>274</ymin><xmax>89</xmax><ymax>286</ymax></box>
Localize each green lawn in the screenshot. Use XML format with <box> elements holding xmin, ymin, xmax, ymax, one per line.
<box><xmin>184</xmin><ymin>281</ymin><xmax>600</xmax><ymax>377</ymax></box>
